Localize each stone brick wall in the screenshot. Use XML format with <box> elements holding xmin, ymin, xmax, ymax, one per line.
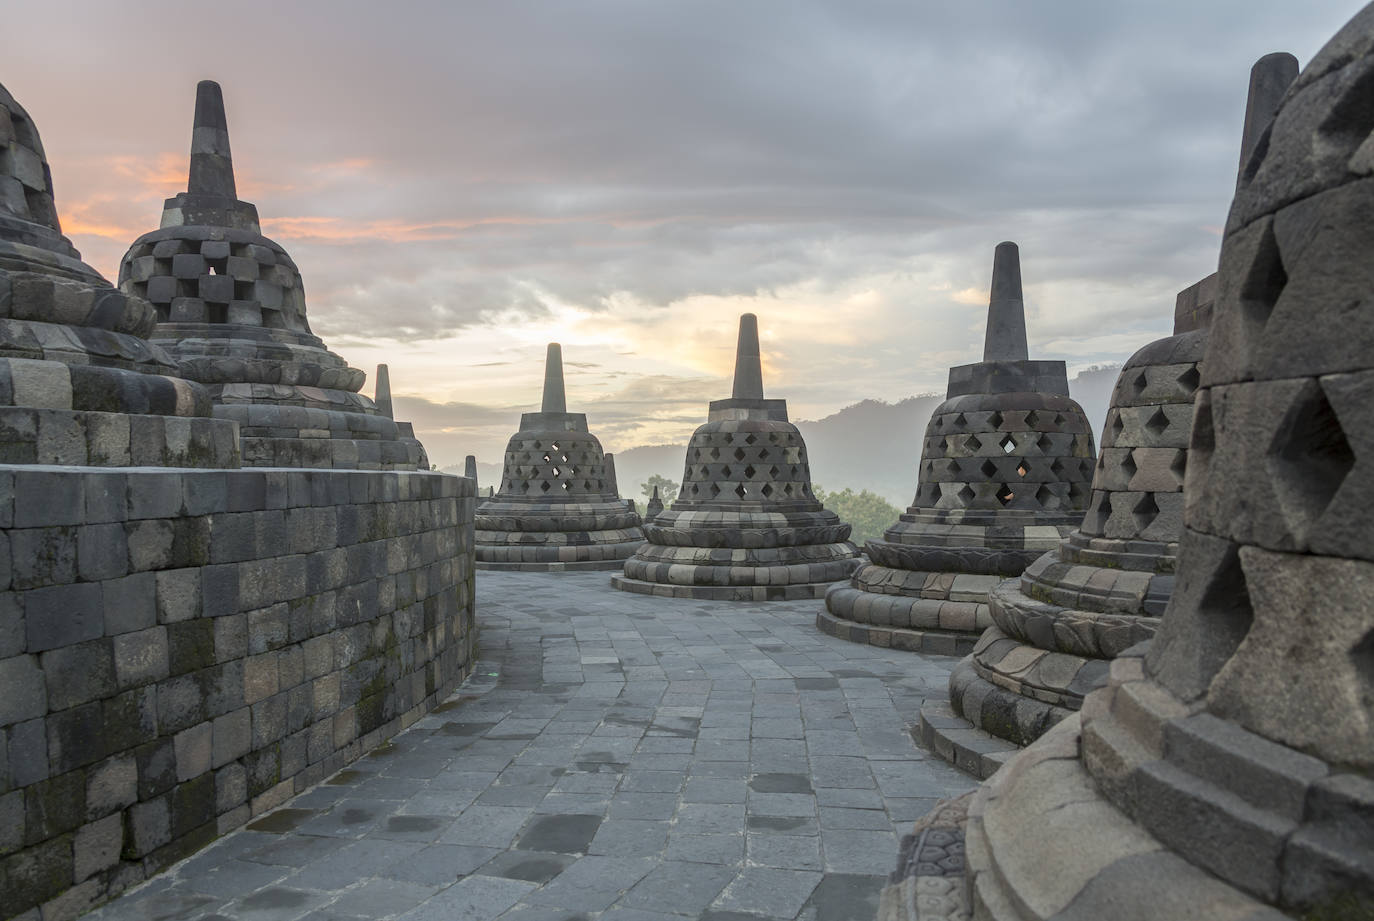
<box><xmin>0</xmin><ymin>466</ymin><xmax>476</xmax><ymax>920</ymax></box>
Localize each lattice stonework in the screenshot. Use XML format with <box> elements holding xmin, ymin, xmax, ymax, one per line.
<box><xmin>679</xmin><ymin>426</ymin><xmax>813</xmax><ymax>502</ymax></box>
<box><xmin>501</xmin><ymin>432</ymin><xmax>608</xmax><ymax>498</ymax></box>
<box><xmin>121</xmin><ymin>234</ymin><xmax>307</xmax><ymax>330</ymax></box>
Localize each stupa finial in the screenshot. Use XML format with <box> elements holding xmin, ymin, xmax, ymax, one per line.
<box><xmin>541</xmin><ymin>343</ymin><xmax>567</xmax><ymax>413</ymax></box>
<box><xmin>983</xmin><ymin>242</ymin><xmax>1029</xmax><ymax>362</ymax></box>
<box><xmin>374</xmin><ymin>364</ymin><xmax>394</xmax><ymax>419</ymax></box>
<box><xmin>188</xmin><ymin>80</ymin><xmax>237</xmax><ymax>199</ymax></box>
<box><xmin>1238</xmin><ymin>53</ymin><xmax>1299</xmax><ymax>183</ymax></box>
<box><xmin>731</xmin><ymin>313</ymin><xmax>765</xmax><ymax>400</ymax></box>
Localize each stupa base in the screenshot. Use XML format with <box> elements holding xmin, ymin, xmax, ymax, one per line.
<box><xmin>814</xmin><ymin>607</ymin><xmax>979</xmax><ymax>657</ymax></box>
<box><xmin>963</xmin><ymin>715</ymin><xmax>1290</xmax><ymax>921</ymax></box>
<box><xmin>917</xmin><ymin>700</ymin><xmax>1019</xmax><ymax>780</ymax></box>
<box><xmin>610</xmin><ymin>573</ymin><xmax>841</xmax><ymax>601</ymax></box>
<box><xmin>475</xmin><ymin>539</ymin><xmax>644</xmax><ymax>571</ymax></box>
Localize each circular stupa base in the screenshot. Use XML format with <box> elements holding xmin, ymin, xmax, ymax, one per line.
<box><xmin>477</xmin><ymin>558</ymin><xmax>632</xmax><ymax>572</ymax></box>
<box><xmin>814</xmin><ymin>606</ymin><xmax>979</xmax><ymax>657</ymax></box>
<box><xmin>475</xmin><ymin>539</ymin><xmax>644</xmax><ymax>572</ymax></box>
<box><xmin>0</xmin><ymin>406</ymin><xmax>239</xmax><ymax>468</ymax></box>
<box><xmin>947</xmin><ymin>647</ymin><xmax>1077</xmax><ymax>749</ymax></box>
<box><xmin>239</xmin><ymin>435</ymin><xmax>425</xmax><ymax>470</ymax></box>
<box><xmin>609</xmin><ymin>574</ymin><xmax>841</xmax><ymax>601</ymax></box>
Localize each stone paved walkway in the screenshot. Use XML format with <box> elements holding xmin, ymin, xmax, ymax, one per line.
<box><xmin>83</xmin><ymin>572</ymin><xmax>976</xmax><ymax>921</ymax></box>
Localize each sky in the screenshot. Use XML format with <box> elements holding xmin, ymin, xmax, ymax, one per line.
<box><xmin>6</xmin><ymin>0</ymin><xmax>1365</xmax><ymax>469</ymax></box>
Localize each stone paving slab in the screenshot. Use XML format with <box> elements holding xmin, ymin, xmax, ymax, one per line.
<box><xmin>79</xmin><ymin>572</ymin><xmax>976</xmax><ymax>921</ymax></box>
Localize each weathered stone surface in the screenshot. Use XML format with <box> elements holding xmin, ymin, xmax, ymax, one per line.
<box><xmin>826</xmin><ymin>245</ymin><xmax>1095</xmax><ymax>654</ymax></box>
<box><xmin>615</xmin><ymin>316</ymin><xmax>858</xmax><ymax>598</ymax></box>
<box><xmin>118</xmin><ymin>82</ymin><xmax>424</xmax><ymax>471</ymax></box>
<box><xmin>479</xmin><ymin>343</ymin><xmax>645</xmax><ymax>571</ymax></box>
<box><xmin>959</xmin><ymin>19</ymin><xmax>1374</xmax><ymax>919</ymax></box>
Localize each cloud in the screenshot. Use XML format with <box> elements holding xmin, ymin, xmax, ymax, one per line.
<box><xmin>8</xmin><ymin>0</ymin><xmax>1365</xmax><ymax>471</ymax></box>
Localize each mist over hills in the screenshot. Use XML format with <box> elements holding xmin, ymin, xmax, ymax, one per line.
<box><xmin>448</xmin><ymin>365</ymin><xmax>1122</xmax><ymax>508</ymax></box>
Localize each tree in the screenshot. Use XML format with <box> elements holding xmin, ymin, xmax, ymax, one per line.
<box><xmin>641</xmin><ymin>474</ymin><xmax>679</xmax><ymax>505</ymax></box>
<box><xmin>813</xmin><ymin>485</ymin><xmax>901</xmax><ymax>547</ymax></box>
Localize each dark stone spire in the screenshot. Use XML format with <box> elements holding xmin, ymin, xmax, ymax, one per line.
<box><xmin>731</xmin><ymin>313</ymin><xmax>765</xmax><ymax>400</ymax></box>
<box><xmin>542</xmin><ymin>343</ymin><xmax>567</xmax><ymax>414</ymax></box>
<box><xmin>983</xmin><ymin>242</ymin><xmax>1028</xmax><ymax>362</ymax></box>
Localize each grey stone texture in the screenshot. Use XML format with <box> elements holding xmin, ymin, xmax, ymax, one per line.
<box><xmin>822</xmin><ymin>244</ymin><xmax>1096</xmax><ymax>654</ymax></box>
<box><xmin>961</xmin><ymin>16</ymin><xmax>1374</xmax><ymax>919</ymax></box>
<box><xmin>945</xmin><ymin>281</ymin><xmax>1213</xmax><ymax>752</ymax></box>
<box><xmin>0</xmin><ymin>467</ymin><xmax>477</xmax><ymax>920</ymax></box>
<box><xmin>613</xmin><ymin>314</ymin><xmax>861</xmax><ymax>600</ymax></box>
<box><xmin>477</xmin><ymin>343</ymin><xmax>646</xmax><ymax>571</ymax></box>
<box><xmin>118</xmin><ymin>82</ymin><xmax>426</xmax><ymax>471</ymax></box>
<box><xmin>942</xmin><ymin>57</ymin><xmax>1302</xmax><ymax>759</ymax></box>
<box><xmin>0</xmin><ymin>81</ymin><xmax>239</xmax><ymax>469</ymax></box>
<box><xmin>78</xmin><ymin>570</ymin><xmax>977</xmax><ymax>921</ymax></box>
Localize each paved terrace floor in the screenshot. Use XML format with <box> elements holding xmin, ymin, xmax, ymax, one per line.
<box><xmin>84</xmin><ymin>572</ymin><xmax>977</xmax><ymax>921</ymax></box>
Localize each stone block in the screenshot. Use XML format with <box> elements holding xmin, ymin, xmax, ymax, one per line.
<box><xmin>200</xmin><ymin>564</ymin><xmax>239</xmax><ymax>617</ymax></box>
<box><xmin>101</xmin><ymin>686</ymin><xmax>157</xmax><ymax>754</ymax></box>
<box><xmin>72</xmin><ymin>814</ymin><xmax>122</xmax><ymax>881</ymax></box>
<box><xmin>10</xmin><ymin>527</ymin><xmax>77</xmax><ymax>591</ymax></box>
<box><xmin>213</xmin><ymin>762</ymin><xmax>246</xmax><ymax>815</ymax></box>
<box><xmin>13</xmin><ymin>472</ymin><xmax>83</xmax><ymax>528</ymax></box>
<box><xmin>212</xmin><ymin>707</ymin><xmax>251</xmax><ymax>768</ymax></box>
<box><xmin>155</xmin><ymin>568</ymin><xmax>202</xmax><ymax>623</ymax></box>
<box><xmin>112</xmin><ymin>626</ymin><xmax>169</xmax><ymax>689</ymax></box>
<box><xmin>174</xmin><ymin>722</ymin><xmax>212</xmax><ymax>783</ymax></box>
<box><xmin>0</xmin><ymin>655</ymin><xmax>46</xmax><ymax>727</ymax></box>
<box><xmin>84</xmin><ymin>755</ymin><xmax>137</xmax><ymax>820</ymax></box>
<box><xmin>10</xmin><ymin>718</ymin><xmax>49</xmax><ymax>787</ymax></box>
<box><xmin>24</xmin><ymin>770</ymin><xmax>86</xmax><ymax>841</ymax></box>
<box><xmin>133</xmin><ymin>738</ymin><xmax>176</xmax><ymax>801</ymax></box>
<box><xmin>125</xmin><ymin>519</ymin><xmax>174</xmax><ymax>572</ymax></box>
<box><xmin>166</xmin><ymin>619</ymin><xmax>214</xmax><ymax>676</ymax></box>
<box><xmin>101</xmin><ymin>572</ymin><xmax>156</xmax><ymax>636</ymax></box>
<box><xmin>76</xmin><ymin>523</ymin><xmax>128</xmax><ymax>582</ymax></box>
<box><xmin>251</xmin><ymin>694</ymin><xmax>288</xmax><ymax>748</ymax></box>
<box><xmin>244</xmin><ymin>652</ymin><xmax>279</xmax><ymax>704</ymax></box>
<box><xmin>40</xmin><ymin>640</ymin><xmax>115</xmax><ymax>710</ymax></box>
<box><xmin>25</xmin><ymin>583</ymin><xmax>102</xmax><ymax>653</ymax></box>
<box><xmin>123</xmin><ymin>794</ymin><xmax>170</xmax><ymax>858</ymax></box>
<box><xmin>197</xmin><ymin>274</ymin><xmax>234</xmax><ymax>304</ymax></box>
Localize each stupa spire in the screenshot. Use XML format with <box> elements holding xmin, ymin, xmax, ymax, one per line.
<box><xmin>1238</xmin><ymin>52</ymin><xmax>1299</xmax><ymax>182</ymax></box>
<box><xmin>374</xmin><ymin>364</ymin><xmax>394</xmax><ymax>419</ymax></box>
<box><xmin>188</xmin><ymin>80</ymin><xmax>237</xmax><ymax>199</ymax></box>
<box><xmin>982</xmin><ymin>242</ymin><xmax>1028</xmax><ymax>362</ymax></box>
<box><xmin>541</xmin><ymin>343</ymin><xmax>567</xmax><ymax>413</ymax></box>
<box><xmin>731</xmin><ymin>313</ymin><xmax>765</xmax><ymax>400</ymax></box>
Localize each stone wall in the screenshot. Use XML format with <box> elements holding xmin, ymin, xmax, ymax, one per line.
<box><xmin>0</xmin><ymin>466</ymin><xmax>476</xmax><ymax>920</ymax></box>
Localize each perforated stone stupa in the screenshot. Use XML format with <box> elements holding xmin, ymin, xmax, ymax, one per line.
<box><xmin>819</xmin><ymin>243</ymin><xmax>1096</xmax><ymax>654</ymax></box>
<box><xmin>118</xmin><ymin>81</ymin><xmax>424</xmax><ymax>470</ymax></box>
<box><xmin>611</xmin><ymin>314</ymin><xmax>860</xmax><ymax>600</ymax></box>
<box><xmin>964</xmin><ymin>14</ymin><xmax>1374</xmax><ymax>916</ymax></box>
<box><xmin>925</xmin><ymin>55</ymin><xmax>1296</xmax><ymax>773</ymax></box>
<box><xmin>0</xmin><ymin>81</ymin><xmax>238</xmax><ymax>468</ymax></box>
<box><xmin>475</xmin><ymin>343</ymin><xmax>645</xmax><ymax>570</ymax></box>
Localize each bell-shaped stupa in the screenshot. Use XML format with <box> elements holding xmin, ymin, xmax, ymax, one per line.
<box><xmin>118</xmin><ymin>81</ymin><xmax>424</xmax><ymax>470</ymax></box>
<box><xmin>611</xmin><ymin>314</ymin><xmax>861</xmax><ymax>600</ymax></box>
<box><xmin>475</xmin><ymin>343</ymin><xmax>645</xmax><ymax>570</ymax></box>
<box><xmin>0</xmin><ymin>81</ymin><xmax>238</xmax><ymax>467</ymax></box>
<box><xmin>646</xmin><ymin>485</ymin><xmax>664</xmax><ymax>520</ymax></box>
<box><xmin>929</xmin><ymin>54</ymin><xmax>1297</xmax><ymax>772</ymax></box>
<box><xmin>964</xmin><ymin>13</ymin><xmax>1374</xmax><ymax>916</ymax></box>
<box><xmin>820</xmin><ymin>244</ymin><xmax>1097</xmax><ymax>653</ymax></box>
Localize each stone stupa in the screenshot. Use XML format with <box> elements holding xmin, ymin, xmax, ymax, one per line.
<box><xmin>475</xmin><ymin>343</ymin><xmax>645</xmax><ymax>570</ymax></box>
<box><xmin>611</xmin><ymin>313</ymin><xmax>861</xmax><ymax>600</ymax></box>
<box><xmin>0</xmin><ymin>81</ymin><xmax>238</xmax><ymax>468</ymax></box>
<box><xmin>922</xmin><ymin>54</ymin><xmax>1297</xmax><ymax>777</ymax></box>
<box><xmin>819</xmin><ymin>243</ymin><xmax>1097</xmax><ymax>654</ymax></box>
<box><xmin>118</xmin><ymin>80</ymin><xmax>424</xmax><ymax>469</ymax></box>
<box><xmin>964</xmin><ymin>12</ymin><xmax>1374</xmax><ymax>916</ymax></box>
